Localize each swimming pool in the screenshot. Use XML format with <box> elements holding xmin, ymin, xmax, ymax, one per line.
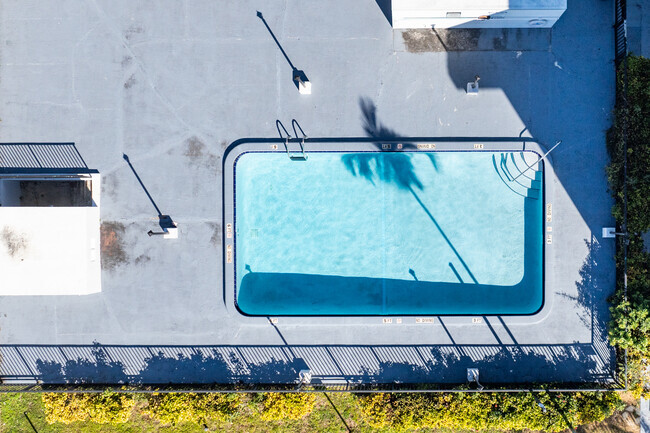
<box><xmin>230</xmin><ymin>147</ymin><xmax>544</xmax><ymax>316</ymax></box>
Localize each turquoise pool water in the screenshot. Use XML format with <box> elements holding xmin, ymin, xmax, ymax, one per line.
<box><xmin>234</xmin><ymin>151</ymin><xmax>543</xmax><ymax>316</ymax></box>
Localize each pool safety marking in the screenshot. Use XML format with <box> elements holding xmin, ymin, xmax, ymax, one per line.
<box><xmin>417</xmin><ymin>143</ymin><xmax>436</xmax><ymax>149</ymax></box>
<box><xmin>226</xmin><ymin>223</ymin><xmax>233</xmax><ymax>239</ymax></box>
<box><xmin>396</xmin><ymin>318</ymin><xmax>402</xmax><ymax>324</ymax></box>
<box><xmin>226</xmin><ymin>244</ymin><xmax>233</xmax><ymax>263</ymax></box>
<box><xmin>383</xmin><ymin>318</ymin><xmax>393</xmax><ymax>324</ymax></box>
<box><xmin>547</xmin><ymin>226</ymin><xmax>552</xmax><ymax>232</ymax></box>
<box><xmin>397</xmin><ymin>143</ymin><xmax>403</xmax><ymax>150</ymax></box>
<box><xmin>473</xmin><ymin>143</ymin><xmax>484</xmax><ymax>149</ymax></box>
<box><xmin>472</xmin><ymin>317</ymin><xmax>483</xmax><ymax>324</ymax></box>
<box><xmin>269</xmin><ymin>318</ymin><xmax>278</xmax><ymax>324</ymax></box>
<box><xmin>270</xmin><ymin>144</ymin><xmax>278</xmax><ymax>150</ymax></box>
<box><xmin>416</xmin><ymin>318</ymin><xmax>435</xmax><ymax>324</ymax></box>
<box><xmin>382</xmin><ymin>143</ymin><xmax>391</xmax><ymax>150</ymax></box>
<box><xmin>546</xmin><ymin>203</ymin><xmax>552</xmax><ymax>222</ymax></box>
<box><xmin>546</xmin><ymin>234</ymin><xmax>552</xmax><ymax>244</ymax></box>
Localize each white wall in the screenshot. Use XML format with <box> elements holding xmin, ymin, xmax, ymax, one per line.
<box><xmin>392</xmin><ymin>0</ymin><xmax>567</xmax><ymax>29</ymax></box>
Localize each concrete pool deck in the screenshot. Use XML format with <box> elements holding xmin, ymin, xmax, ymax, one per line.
<box><xmin>0</xmin><ymin>0</ymin><xmax>617</xmax><ymax>387</ymax></box>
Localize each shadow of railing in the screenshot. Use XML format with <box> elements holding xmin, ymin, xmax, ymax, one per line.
<box><xmin>0</xmin><ymin>342</ymin><xmax>618</xmax><ymax>389</ymax></box>
<box><xmin>0</xmin><ymin>143</ymin><xmax>91</xmax><ymax>174</ymax></box>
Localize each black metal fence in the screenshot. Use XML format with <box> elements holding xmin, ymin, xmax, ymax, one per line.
<box><xmin>0</xmin><ymin>343</ymin><xmax>623</xmax><ymax>393</ymax></box>
<box><xmin>616</xmin><ymin>0</ymin><xmax>630</xmax><ymax>390</ymax></box>
<box><xmin>614</xmin><ymin>0</ymin><xmax>627</xmax><ymax>65</ymax></box>
<box><xmin>0</xmin><ymin>382</ymin><xmax>625</xmax><ymax>394</ymax></box>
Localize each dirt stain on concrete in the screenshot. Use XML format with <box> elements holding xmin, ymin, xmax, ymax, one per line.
<box><xmin>403</xmin><ymin>28</ymin><xmax>549</xmax><ymax>52</ymax></box>
<box><xmin>134</xmin><ymin>254</ymin><xmax>151</xmax><ymax>265</ymax></box>
<box><xmin>100</xmin><ymin>222</ymin><xmax>128</xmax><ymax>270</ymax></box>
<box><xmin>124</xmin><ymin>74</ymin><xmax>137</xmax><ymax>89</ymax></box>
<box><xmin>124</xmin><ymin>25</ymin><xmax>144</xmax><ymax>41</ymax></box>
<box><xmin>402</xmin><ymin>28</ymin><xmax>483</xmax><ymax>52</ymax></box>
<box><xmin>1</xmin><ymin>227</ymin><xmax>28</xmax><ymax>258</ymax></box>
<box><xmin>403</xmin><ymin>29</ymin><xmax>447</xmax><ymax>52</ymax></box>
<box><xmin>101</xmin><ymin>174</ymin><xmax>119</xmax><ymax>201</ymax></box>
<box><xmin>209</xmin><ymin>222</ymin><xmax>221</xmax><ymax>246</ymax></box>
<box><xmin>184</xmin><ymin>136</ymin><xmax>219</xmax><ymax>170</ymax></box>
<box><xmin>121</xmin><ymin>56</ymin><xmax>133</xmax><ymax>68</ymax></box>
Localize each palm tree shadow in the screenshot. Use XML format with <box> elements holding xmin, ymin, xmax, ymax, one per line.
<box><xmin>343</xmin><ymin>98</ymin><xmax>479</xmax><ymax>281</ymax></box>
<box><xmin>342</xmin><ymin>97</ymin><xmax>437</xmax><ymax>191</ymax></box>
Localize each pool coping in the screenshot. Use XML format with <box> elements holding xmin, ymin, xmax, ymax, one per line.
<box><xmin>222</xmin><ymin>137</ymin><xmax>555</xmax><ymax>327</ymax></box>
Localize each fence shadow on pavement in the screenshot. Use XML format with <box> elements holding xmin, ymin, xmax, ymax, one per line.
<box><xmin>0</xmin><ymin>341</ymin><xmax>618</xmax><ymax>390</ymax></box>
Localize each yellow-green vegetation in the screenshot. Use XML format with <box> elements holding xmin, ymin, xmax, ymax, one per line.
<box><xmin>0</xmin><ymin>392</ymin><xmax>620</xmax><ymax>433</ymax></box>
<box><xmin>0</xmin><ymin>392</ymin><xmax>360</xmax><ymax>433</ymax></box>
<box><xmin>358</xmin><ymin>393</ymin><xmax>392</xmax><ymax>428</ymax></box>
<box><xmin>357</xmin><ymin>391</ymin><xmax>622</xmax><ymax>432</ymax></box>
<box><xmin>42</xmin><ymin>391</ymin><xmax>135</xmax><ymax>424</ymax></box>
<box><xmin>258</xmin><ymin>392</ymin><xmax>317</xmax><ymax>421</ymax></box>
<box><xmin>606</xmin><ymin>55</ymin><xmax>650</xmax><ymax>397</ymax></box>
<box><xmin>142</xmin><ymin>392</ymin><xmax>241</xmax><ymax>425</ymax></box>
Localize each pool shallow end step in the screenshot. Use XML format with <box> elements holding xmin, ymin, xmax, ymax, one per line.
<box><xmin>236</xmin><ymin>271</ymin><xmax>543</xmax><ymax>316</ymax></box>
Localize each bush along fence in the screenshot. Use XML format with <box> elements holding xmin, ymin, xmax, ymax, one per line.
<box><xmin>40</xmin><ymin>390</ymin><xmax>621</xmax><ymax>431</ymax></box>
<box><xmin>356</xmin><ymin>391</ymin><xmax>622</xmax><ymax>432</ymax></box>
<box><xmin>606</xmin><ymin>55</ymin><xmax>650</xmax><ymax>397</ymax></box>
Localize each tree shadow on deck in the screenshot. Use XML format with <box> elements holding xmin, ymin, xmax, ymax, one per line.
<box><xmin>558</xmin><ymin>235</ymin><xmax>616</xmax><ymax>377</ymax></box>
<box><xmin>31</xmin><ymin>345</ymin><xmax>311</xmax><ymax>386</ymax></box>
<box><xmin>360</xmin><ymin>344</ymin><xmax>601</xmax><ymax>385</ymax></box>
<box><xmin>35</xmin><ymin>345</ymin><xmax>127</xmax><ymax>385</ymax></box>
<box><xmin>137</xmin><ymin>351</ymin><xmax>232</xmax><ymax>384</ymax></box>
<box><xmin>13</xmin><ymin>341</ymin><xmax>615</xmax><ymax>388</ymax></box>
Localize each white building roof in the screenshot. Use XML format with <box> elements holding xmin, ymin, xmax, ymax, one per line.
<box><xmin>0</xmin><ymin>175</ymin><xmax>101</xmax><ymax>296</ymax></box>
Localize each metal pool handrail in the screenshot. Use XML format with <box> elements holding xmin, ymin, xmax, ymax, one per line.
<box><xmin>512</xmin><ymin>140</ymin><xmax>561</xmax><ymax>181</ymax></box>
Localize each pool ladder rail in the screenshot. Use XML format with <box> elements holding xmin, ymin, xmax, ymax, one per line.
<box><xmin>276</xmin><ymin>119</ymin><xmax>308</xmax><ymax>161</ymax></box>
<box><xmin>284</xmin><ymin>136</ymin><xmax>308</xmax><ymax>161</ymax></box>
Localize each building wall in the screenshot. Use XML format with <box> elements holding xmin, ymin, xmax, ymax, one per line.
<box><xmin>392</xmin><ymin>0</ymin><xmax>567</xmax><ymax>28</ymax></box>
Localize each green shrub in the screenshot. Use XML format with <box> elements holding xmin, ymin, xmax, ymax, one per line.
<box><xmin>607</xmin><ymin>55</ymin><xmax>650</xmax><ymax>234</ymax></box>
<box><xmin>42</xmin><ymin>391</ymin><xmax>135</xmax><ymax>424</ymax></box>
<box><xmin>357</xmin><ymin>391</ymin><xmax>621</xmax><ymax>432</ymax></box>
<box><xmin>626</xmin><ymin>357</ymin><xmax>650</xmax><ymax>398</ymax></box>
<box><xmin>575</xmin><ymin>391</ymin><xmax>623</xmax><ymax>424</ymax></box>
<box><xmin>143</xmin><ymin>392</ymin><xmax>240</xmax><ymax>425</ymax></box>
<box><xmin>258</xmin><ymin>392</ymin><xmax>316</xmax><ymax>421</ymax></box>
<box><xmin>607</xmin><ymin>55</ymin><xmax>650</xmax><ymax>392</ymax></box>
<box><xmin>624</xmin><ymin>237</ymin><xmax>650</xmax><ymax>298</ymax></box>
<box><xmin>609</xmin><ymin>297</ymin><xmax>650</xmax><ymax>353</ymax></box>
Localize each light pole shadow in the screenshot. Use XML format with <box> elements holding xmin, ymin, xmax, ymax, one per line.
<box><xmin>257</xmin><ymin>11</ymin><xmax>310</xmax><ymax>91</ymax></box>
